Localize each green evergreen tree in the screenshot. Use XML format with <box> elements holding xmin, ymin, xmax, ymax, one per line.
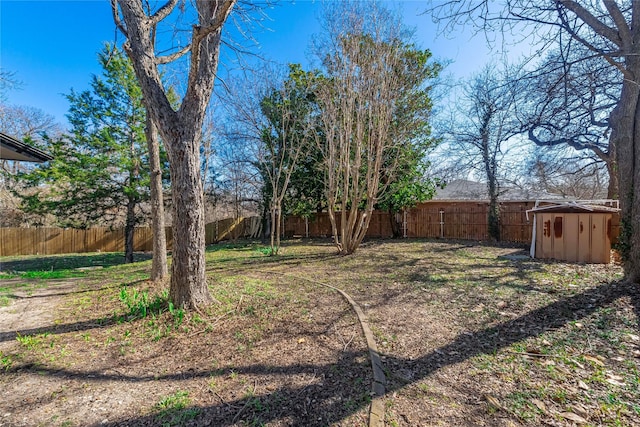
<box><xmin>15</xmin><ymin>45</ymin><xmax>162</xmax><ymax>262</ymax></box>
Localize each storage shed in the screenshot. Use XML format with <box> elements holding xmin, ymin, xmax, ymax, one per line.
<box><xmin>527</xmin><ymin>201</ymin><xmax>619</xmax><ymax>264</ymax></box>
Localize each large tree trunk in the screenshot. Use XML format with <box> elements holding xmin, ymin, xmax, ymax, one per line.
<box><xmin>606</xmin><ymin>159</ymin><xmax>619</xmax><ymax>199</ymax></box>
<box><xmin>389</xmin><ymin>208</ymin><xmax>402</xmax><ymax>239</ymax></box>
<box><xmin>124</xmin><ymin>197</ymin><xmax>135</xmax><ymax>263</ymax></box>
<box><xmin>261</xmin><ymin>202</ymin><xmax>270</xmax><ymax>243</ymax></box>
<box><xmin>487</xmin><ymin>173</ymin><xmax>500</xmax><ymax>242</ymax></box>
<box><xmin>332</xmin><ymin>204</ymin><xmax>376</xmax><ymax>255</ymax></box>
<box><xmin>113</xmin><ymin>0</ymin><xmax>235</xmax><ymax>310</ymax></box>
<box><xmin>145</xmin><ymin>114</ymin><xmax>168</xmax><ymax>282</ymax></box>
<box><xmin>604</xmin><ymin>134</ymin><xmax>619</xmax><ymax>199</ymax></box>
<box><xmin>269</xmin><ymin>204</ymin><xmax>277</xmax><ymax>255</ymax></box>
<box><xmin>486</xmin><ymin>170</ymin><xmax>500</xmax><ymax>242</ymax></box>
<box><xmin>488</xmin><ymin>197</ymin><xmax>500</xmax><ymax>242</ymax></box>
<box><xmin>273</xmin><ymin>206</ymin><xmax>281</xmax><ymax>255</ymax></box>
<box><xmin>611</xmin><ymin>72</ymin><xmax>640</xmax><ymax>282</ymax></box>
<box><xmin>168</xmin><ymin>128</ymin><xmax>212</xmax><ymax>309</ymax></box>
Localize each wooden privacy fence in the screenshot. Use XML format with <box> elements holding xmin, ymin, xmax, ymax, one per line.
<box><xmin>404</xmin><ymin>201</ymin><xmax>535</xmax><ymax>243</ymax></box>
<box><xmin>284</xmin><ymin>201</ymin><xmax>621</xmax><ymax>244</ymax></box>
<box><xmin>285</xmin><ymin>211</ymin><xmax>392</xmax><ymax>238</ymax></box>
<box><xmin>0</xmin><ymin>216</ymin><xmax>261</xmax><ymax>257</ymax></box>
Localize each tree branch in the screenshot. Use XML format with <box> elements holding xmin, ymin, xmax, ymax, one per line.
<box><xmin>602</xmin><ymin>0</ymin><xmax>631</xmax><ymax>44</ymax></box>
<box><xmin>156</xmin><ymin>44</ymin><xmax>191</xmax><ymax>64</ymax></box>
<box><xmin>150</xmin><ymin>0</ymin><xmax>177</xmax><ymax>25</ymax></box>
<box><xmin>558</xmin><ymin>0</ymin><xmax>622</xmax><ymax>47</ymax></box>
<box><xmin>110</xmin><ymin>0</ymin><xmax>128</xmax><ymax>37</ymax></box>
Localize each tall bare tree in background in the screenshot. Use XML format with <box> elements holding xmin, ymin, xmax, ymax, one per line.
<box><xmin>111</xmin><ymin>0</ymin><xmax>236</xmax><ymax>309</ymax></box>
<box><xmin>0</xmin><ymin>69</ymin><xmax>21</xmax><ymax>103</ymax></box>
<box><xmin>527</xmin><ymin>148</ymin><xmax>609</xmax><ymax>199</ymax></box>
<box><xmin>442</xmin><ymin>66</ymin><xmax>522</xmax><ymax>241</ymax></box>
<box><xmin>429</xmin><ymin>0</ymin><xmax>640</xmax><ymax>282</ymax></box>
<box><xmin>258</xmin><ymin>66</ymin><xmax>317</xmax><ymax>254</ymax></box>
<box><xmin>316</xmin><ymin>1</ymin><xmax>440</xmax><ymax>255</ymax></box>
<box><xmin>519</xmin><ymin>46</ymin><xmax>619</xmax><ymax>197</ymax></box>
<box><xmin>0</xmin><ymin>104</ymin><xmax>61</xmax><ymax>226</ymax></box>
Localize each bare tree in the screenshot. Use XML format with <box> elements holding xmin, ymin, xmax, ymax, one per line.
<box><xmin>316</xmin><ymin>1</ymin><xmax>440</xmax><ymax>255</ymax></box>
<box><xmin>0</xmin><ymin>69</ymin><xmax>21</xmax><ymax>102</ymax></box>
<box><xmin>111</xmin><ymin>0</ymin><xmax>236</xmax><ymax>309</ymax></box>
<box><xmin>0</xmin><ymin>104</ymin><xmax>60</xmax><ymax>141</ymax></box>
<box><xmin>441</xmin><ymin>65</ymin><xmax>522</xmax><ymax>241</ymax></box>
<box><xmin>429</xmin><ymin>0</ymin><xmax>640</xmax><ymax>285</ymax></box>
<box><xmin>219</xmin><ymin>64</ymin><xmax>317</xmax><ymax>251</ymax></box>
<box><xmin>0</xmin><ymin>104</ymin><xmax>61</xmax><ymax>226</ymax></box>
<box><xmin>257</xmin><ymin>66</ymin><xmax>317</xmax><ymax>254</ymax></box>
<box><xmin>144</xmin><ymin>112</ymin><xmax>168</xmax><ymax>281</ymax></box>
<box><xmin>519</xmin><ymin>46</ymin><xmax>619</xmax><ymax>197</ymax></box>
<box><xmin>218</xmin><ymin>67</ymin><xmax>273</xmax><ymax>234</ymax></box>
<box><xmin>527</xmin><ymin>148</ymin><xmax>609</xmax><ymax>199</ymax></box>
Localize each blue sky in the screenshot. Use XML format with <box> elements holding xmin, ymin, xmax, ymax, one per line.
<box><xmin>1</xmin><ymin>0</ymin><xmax>504</xmax><ymax>128</ymax></box>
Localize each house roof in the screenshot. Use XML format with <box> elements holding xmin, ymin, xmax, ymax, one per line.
<box><xmin>0</xmin><ymin>132</ymin><xmax>53</xmax><ymax>162</ymax></box>
<box><xmin>433</xmin><ymin>179</ymin><xmax>564</xmax><ymax>201</ymax></box>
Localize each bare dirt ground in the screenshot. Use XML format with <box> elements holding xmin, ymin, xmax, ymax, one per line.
<box><xmin>0</xmin><ymin>239</ymin><xmax>637</xmax><ymax>427</ymax></box>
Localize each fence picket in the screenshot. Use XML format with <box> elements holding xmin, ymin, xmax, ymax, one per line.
<box><xmin>0</xmin><ymin>217</ymin><xmax>255</xmax><ymax>256</ymax></box>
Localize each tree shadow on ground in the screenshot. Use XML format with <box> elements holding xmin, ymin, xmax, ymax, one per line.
<box><xmin>0</xmin><ymin>252</ymin><xmax>152</xmax><ymax>272</ymax></box>
<box><xmin>1</xmin><ymin>277</ymin><xmax>148</xmax><ymax>302</ymax></box>
<box><xmin>13</xmin><ymin>350</ymin><xmax>373</xmax><ymax>427</ymax></box>
<box><xmin>0</xmin><ymin>313</ymin><xmax>122</xmax><ymax>344</ymax></box>
<box><xmin>8</xmin><ymin>279</ymin><xmax>637</xmax><ymax>426</ymax></box>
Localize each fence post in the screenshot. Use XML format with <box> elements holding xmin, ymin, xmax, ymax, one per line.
<box><xmin>439</xmin><ymin>209</ymin><xmax>444</xmax><ymax>238</ymax></box>
<box><xmin>403</xmin><ymin>210</ymin><xmax>407</xmax><ymax>238</ymax></box>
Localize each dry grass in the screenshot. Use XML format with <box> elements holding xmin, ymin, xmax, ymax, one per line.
<box><xmin>0</xmin><ymin>238</ymin><xmax>637</xmax><ymax>427</ymax></box>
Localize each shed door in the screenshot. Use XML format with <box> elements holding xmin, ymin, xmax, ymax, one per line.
<box><xmin>589</xmin><ymin>214</ymin><xmax>611</xmax><ymax>263</ymax></box>
<box><xmin>577</xmin><ymin>214</ymin><xmax>590</xmax><ymax>263</ymax></box>
<box><xmin>552</xmin><ymin>214</ymin><xmax>565</xmax><ymax>260</ymax></box>
<box><xmin>564</xmin><ymin>214</ymin><xmax>579</xmax><ymax>262</ymax></box>
<box><xmin>537</xmin><ymin>213</ymin><xmax>553</xmax><ymax>258</ymax></box>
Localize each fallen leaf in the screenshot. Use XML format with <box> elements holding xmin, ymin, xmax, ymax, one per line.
<box><xmin>627</xmin><ymin>333</ymin><xmax>639</xmax><ymax>342</ymax></box>
<box><xmin>559</xmin><ymin>411</ymin><xmax>587</xmax><ymax>424</ymax></box>
<box><xmin>471</xmin><ymin>304</ymin><xmax>485</xmax><ymax>313</ymax></box>
<box><xmin>578</xmin><ymin>380</ymin><xmax>590</xmax><ymax>390</ymax></box>
<box><xmin>572</xmin><ymin>405</ymin><xmax>589</xmax><ymax>418</ymax></box>
<box><xmin>605</xmin><ymin>377</ymin><xmax>625</xmax><ymax>387</ymax></box>
<box><xmin>566</xmin><ymin>386</ymin><xmax>579</xmax><ymax>394</ymax></box>
<box><xmin>606</xmin><ymin>372</ymin><xmax>624</xmax><ymax>381</ymax></box>
<box><xmin>574</xmin><ymin>322</ymin><xmax>584</xmax><ymax>329</ymax></box>
<box><xmin>583</xmin><ymin>355</ymin><xmax>604</xmax><ymax>366</ymax></box>
<box><xmin>297</xmin><ymin>338</ymin><xmax>306</xmax><ymax>344</ymax></box>
<box><xmin>485</xmin><ymin>395</ymin><xmax>504</xmax><ymax>411</ymax></box>
<box><xmin>531</xmin><ymin>399</ymin><xmax>547</xmax><ymax>414</ymax></box>
<box><xmin>526</xmin><ymin>347</ymin><xmax>542</xmax><ymax>355</ymax></box>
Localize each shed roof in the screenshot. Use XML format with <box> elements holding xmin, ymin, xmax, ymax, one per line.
<box><xmin>526</xmin><ymin>200</ymin><xmax>619</xmax><ymax>217</ymax></box>
<box><xmin>0</xmin><ymin>132</ymin><xmax>53</xmax><ymax>162</ymax></box>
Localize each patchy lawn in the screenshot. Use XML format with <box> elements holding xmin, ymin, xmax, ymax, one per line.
<box><xmin>0</xmin><ymin>239</ymin><xmax>637</xmax><ymax>427</ymax></box>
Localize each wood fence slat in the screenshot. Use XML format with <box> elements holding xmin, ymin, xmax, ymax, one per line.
<box><xmin>283</xmin><ymin>201</ymin><xmax>620</xmax><ymax>245</ymax></box>
<box><xmin>0</xmin><ymin>217</ymin><xmax>255</xmax><ymax>257</ymax></box>
<box><xmin>0</xmin><ymin>205</ymin><xmax>620</xmax><ymax>257</ymax></box>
